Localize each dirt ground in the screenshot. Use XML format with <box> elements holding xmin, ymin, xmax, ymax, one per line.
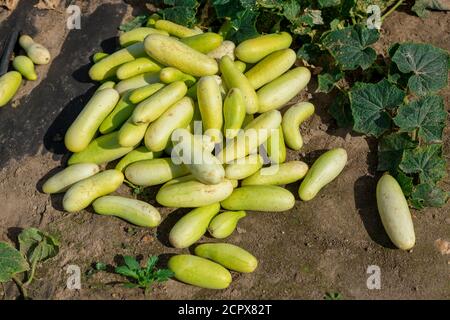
<box><xmin>0</xmin><ymin>0</ymin><xmax>449</xmax><ymax>300</ymax></box>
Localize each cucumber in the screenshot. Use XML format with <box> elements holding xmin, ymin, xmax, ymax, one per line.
<box><xmin>42</xmin><ymin>163</ymin><xmax>100</xmax><ymax>194</ymax></box>
<box><xmin>233</xmin><ymin>61</ymin><xmax>247</xmax><ymax>73</ymax></box>
<box><xmin>168</xmin><ymin>255</ymin><xmax>232</xmax><ymax>289</ymax></box>
<box><xmin>197</xmin><ymin>76</ymin><xmax>223</xmax><ymax>143</ymax></box>
<box><xmin>376</xmin><ymin>174</ymin><xmax>416</xmax><ymax>250</ymax></box>
<box><xmin>195</xmin><ymin>243</ymin><xmax>257</xmax><ymax>273</ymax></box>
<box><xmin>154</xmin><ymin>20</ymin><xmax>202</xmax><ymax>38</ymax></box>
<box><xmin>235</xmin><ymin>32</ymin><xmax>292</xmax><ymax>63</ymax></box>
<box><xmin>180</xmin><ymin>32</ymin><xmax>223</xmax><ymax>53</ymax></box>
<box><xmin>119</xmin><ymin>27</ymin><xmax>169</xmax><ymax>47</ymax></box>
<box><xmin>298</xmin><ymin>148</ymin><xmax>347</xmax><ymax>201</ymax></box>
<box><xmin>145</xmin><ymin>97</ymin><xmax>194</xmax><ymax>152</ymax></box>
<box><xmin>99</xmin><ymin>90</ymin><xmax>134</xmax><ymax>134</ymax></box>
<box><xmin>221</xmin><ymin>185</ymin><xmax>295</xmax><ymax>212</ymax></box>
<box><xmin>116</xmin><ymin>57</ymin><xmax>162</xmax><ymax>80</ymax></box>
<box><xmin>124</xmin><ymin>158</ymin><xmax>189</xmax><ymax>187</ymax></box>
<box><xmin>93</xmin><ymin>196</ymin><xmax>161</xmax><ymax>227</ymax></box>
<box><xmin>96</xmin><ymin>81</ymin><xmax>115</xmax><ymax>92</ymax></box>
<box><xmin>225</xmin><ymin>154</ymin><xmax>263</xmax><ymax>180</ymax></box>
<box><xmin>19</xmin><ymin>35</ymin><xmax>51</xmax><ymax>65</ymax></box>
<box><xmin>128</xmin><ymin>83</ymin><xmax>165</xmax><ymax>104</ymax></box>
<box><xmin>68</xmin><ymin>131</ymin><xmax>136</xmax><ymax>165</ymax></box>
<box><xmin>208</xmin><ymin>211</ymin><xmax>246</xmax><ymax>239</ymax></box>
<box><xmin>118</xmin><ymin>118</ymin><xmax>149</xmax><ymax>147</ymax></box>
<box><xmin>265</xmin><ymin>126</ymin><xmax>286</xmax><ymax>164</ymax></box>
<box><xmin>242</xmin><ymin>161</ymin><xmax>308</xmax><ymax>186</ymax></box>
<box><xmin>156</xmin><ymin>179</ymin><xmax>234</xmax><ymax>208</ymax></box>
<box><xmin>89</xmin><ymin>42</ymin><xmax>146</xmax><ymax>81</ymax></box>
<box><xmin>12</xmin><ymin>55</ymin><xmax>37</xmax><ymax>81</ymax></box>
<box><xmin>219</xmin><ymin>55</ymin><xmax>258</xmax><ymax>114</ymax></box>
<box><xmin>245</xmin><ymin>48</ymin><xmax>296</xmax><ymax>89</ymax></box>
<box><xmin>131</xmin><ymin>81</ymin><xmax>187</xmax><ymax>124</ymax></box>
<box><xmin>282</xmin><ymin>102</ymin><xmax>315</xmax><ymax>150</ymax></box>
<box><xmin>114</xmin><ymin>72</ymin><xmax>160</xmax><ymax>95</ymax></box>
<box><xmin>223</xmin><ymin>88</ymin><xmax>246</xmax><ymax>139</ymax></box>
<box><xmin>169</xmin><ymin>203</ymin><xmax>220</xmax><ymax>248</ymax></box>
<box><xmin>257</xmin><ymin>67</ymin><xmax>311</xmax><ymax>113</ymax></box>
<box><xmin>63</xmin><ymin>170</ymin><xmax>124</xmax><ymax>212</ymax></box>
<box><xmin>0</xmin><ymin>71</ymin><xmax>22</xmax><ymax>107</ymax></box>
<box><xmin>93</xmin><ymin>52</ymin><xmax>109</xmax><ymax>63</ymax></box>
<box><xmin>115</xmin><ymin>146</ymin><xmax>162</xmax><ymax>172</ymax></box>
<box><xmin>65</xmin><ymin>88</ymin><xmax>120</xmax><ymax>152</ymax></box>
<box><xmin>159</xmin><ymin>67</ymin><xmax>196</xmax><ymax>87</ymax></box>
<box><xmin>144</xmin><ymin>34</ymin><xmax>218</xmax><ymax>77</ymax></box>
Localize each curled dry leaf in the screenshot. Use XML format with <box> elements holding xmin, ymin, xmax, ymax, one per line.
<box><xmin>34</xmin><ymin>0</ymin><xmax>61</xmax><ymax>10</ymax></box>
<box><xmin>434</xmin><ymin>239</ymin><xmax>450</xmax><ymax>255</ymax></box>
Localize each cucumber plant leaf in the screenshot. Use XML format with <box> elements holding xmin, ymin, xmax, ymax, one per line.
<box><xmin>391</xmin><ymin>43</ymin><xmax>450</xmax><ymax>96</ymax></box>
<box><xmin>318</xmin><ymin>0</ymin><xmax>341</xmax><ymax>8</ymax></box>
<box><xmin>394</xmin><ymin>95</ymin><xmax>447</xmax><ymax>143</ymax></box>
<box><xmin>316</xmin><ymin>70</ymin><xmax>345</xmax><ymax>93</ymax></box>
<box><xmin>412</xmin><ymin>0</ymin><xmax>450</xmax><ymax>18</ymax></box>
<box><xmin>410</xmin><ymin>183</ymin><xmax>449</xmax><ymax>209</ymax></box>
<box><xmin>399</xmin><ymin>144</ymin><xmax>447</xmax><ymax>185</ymax></box>
<box><xmin>18</xmin><ymin>228</ymin><xmax>60</xmax><ymax>265</ymax></box>
<box><xmin>321</xmin><ymin>24</ymin><xmax>379</xmax><ymax>70</ymax></box>
<box><xmin>328</xmin><ymin>92</ymin><xmax>353</xmax><ymax>127</ymax></box>
<box><xmin>119</xmin><ymin>15</ymin><xmax>149</xmax><ymax>32</ymax></box>
<box><xmin>395</xmin><ymin>171</ymin><xmax>414</xmax><ymax>197</ymax></box>
<box><xmin>0</xmin><ymin>242</ymin><xmax>29</xmax><ymax>283</ymax></box>
<box><xmin>159</xmin><ymin>0</ymin><xmax>199</xmax><ymax>27</ymax></box>
<box><xmin>350</xmin><ymin>79</ymin><xmax>405</xmax><ymax>137</ymax></box>
<box><xmin>377</xmin><ymin>132</ymin><xmax>417</xmax><ymax>172</ymax></box>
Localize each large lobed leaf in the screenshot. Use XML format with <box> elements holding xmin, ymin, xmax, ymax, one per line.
<box><xmin>0</xmin><ymin>242</ymin><xmax>29</xmax><ymax>283</ymax></box>
<box><xmin>377</xmin><ymin>132</ymin><xmax>417</xmax><ymax>172</ymax></box>
<box><xmin>18</xmin><ymin>228</ymin><xmax>60</xmax><ymax>265</ymax></box>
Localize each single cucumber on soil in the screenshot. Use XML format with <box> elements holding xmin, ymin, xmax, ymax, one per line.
<box><xmin>42</xmin><ymin>163</ymin><xmax>100</xmax><ymax>194</ymax></box>
<box><xmin>282</xmin><ymin>102</ymin><xmax>315</xmax><ymax>150</ymax></box>
<box><xmin>12</xmin><ymin>55</ymin><xmax>37</xmax><ymax>81</ymax></box>
<box><xmin>19</xmin><ymin>35</ymin><xmax>51</xmax><ymax>65</ymax></box>
<box><xmin>0</xmin><ymin>71</ymin><xmax>22</xmax><ymax>107</ymax></box>
<box><xmin>208</xmin><ymin>211</ymin><xmax>246</xmax><ymax>239</ymax></box>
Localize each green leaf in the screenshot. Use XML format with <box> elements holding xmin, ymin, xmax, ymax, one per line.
<box><xmin>412</xmin><ymin>0</ymin><xmax>450</xmax><ymax>18</ymax></box>
<box><xmin>297</xmin><ymin>43</ymin><xmax>322</xmax><ymax>64</ymax></box>
<box><xmin>18</xmin><ymin>228</ymin><xmax>59</xmax><ymax>264</ymax></box>
<box><xmin>391</xmin><ymin>43</ymin><xmax>450</xmax><ymax>96</ymax></box>
<box><xmin>396</xmin><ymin>171</ymin><xmax>414</xmax><ymax>197</ymax></box>
<box><xmin>317</xmin><ymin>70</ymin><xmax>344</xmax><ymax>93</ymax></box>
<box><xmin>410</xmin><ymin>183</ymin><xmax>449</xmax><ymax>209</ymax></box>
<box><xmin>329</xmin><ymin>92</ymin><xmax>353</xmax><ymax>127</ymax></box>
<box><xmin>145</xmin><ymin>256</ymin><xmax>159</xmax><ymax>273</ymax></box>
<box><xmin>319</xmin><ymin>0</ymin><xmax>341</xmax><ymax>8</ymax></box>
<box><xmin>123</xmin><ymin>256</ymin><xmax>140</xmax><ymax>271</ymax></box>
<box><xmin>115</xmin><ymin>266</ymin><xmax>139</xmax><ymax>279</ymax></box>
<box><xmin>321</xmin><ymin>24</ymin><xmax>379</xmax><ymax>70</ymax></box>
<box><xmin>377</xmin><ymin>132</ymin><xmax>417</xmax><ymax>172</ymax></box>
<box><xmin>350</xmin><ymin>79</ymin><xmax>405</xmax><ymax>137</ymax></box>
<box><xmin>160</xmin><ymin>0</ymin><xmax>199</xmax><ymax>27</ymax></box>
<box><xmin>95</xmin><ymin>262</ymin><xmax>107</xmax><ymax>271</ymax></box>
<box><xmin>400</xmin><ymin>144</ymin><xmax>447</xmax><ymax>185</ymax></box>
<box><xmin>155</xmin><ymin>269</ymin><xmax>175</xmax><ymax>282</ymax></box>
<box><xmin>119</xmin><ymin>15</ymin><xmax>149</xmax><ymax>32</ymax></box>
<box><xmin>0</xmin><ymin>242</ymin><xmax>29</xmax><ymax>283</ymax></box>
<box><xmin>394</xmin><ymin>95</ymin><xmax>447</xmax><ymax>143</ymax></box>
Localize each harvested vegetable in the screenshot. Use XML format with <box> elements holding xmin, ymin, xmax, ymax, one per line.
<box><xmin>42</xmin><ymin>163</ymin><xmax>100</xmax><ymax>194</ymax></box>
<box><xmin>0</xmin><ymin>71</ymin><xmax>22</xmax><ymax>107</ymax></box>
<box><xmin>12</xmin><ymin>56</ymin><xmax>37</xmax><ymax>81</ymax></box>
<box><xmin>19</xmin><ymin>35</ymin><xmax>51</xmax><ymax>65</ymax></box>
<box><xmin>208</xmin><ymin>211</ymin><xmax>246</xmax><ymax>239</ymax></box>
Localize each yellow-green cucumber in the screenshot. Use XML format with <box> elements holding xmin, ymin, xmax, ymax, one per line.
<box><xmin>99</xmin><ymin>90</ymin><xmax>134</xmax><ymax>134</ymax></box>
<box><xmin>93</xmin><ymin>52</ymin><xmax>109</xmax><ymax>63</ymax></box>
<box><xmin>119</xmin><ymin>27</ymin><xmax>169</xmax><ymax>47</ymax></box>
<box><xmin>242</xmin><ymin>161</ymin><xmax>308</xmax><ymax>186</ymax></box>
<box><xmin>128</xmin><ymin>82</ymin><xmax>165</xmax><ymax>104</ymax></box>
<box><xmin>116</xmin><ymin>57</ymin><xmax>162</xmax><ymax>80</ymax></box>
<box><xmin>197</xmin><ymin>76</ymin><xmax>223</xmax><ymax>142</ymax></box>
<box><xmin>208</xmin><ymin>211</ymin><xmax>246</xmax><ymax>239</ymax></box>
<box><xmin>93</xmin><ymin>196</ymin><xmax>161</xmax><ymax>227</ymax></box>
<box><xmin>265</xmin><ymin>126</ymin><xmax>286</xmax><ymax>164</ymax></box>
<box><xmin>89</xmin><ymin>42</ymin><xmax>146</xmax><ymax>81</ymax></box>
<box><xmin>195</xmin><ymin>243</ymin><xmax>257</xmax><ymax>273</ymax></box>
<box><xmin>257</xmin><ymin>67</ymin><xmax>311</xmax><ymax>113</ymax></box>
<box><xmin>65</xmin><ymin>88</ymin><xmax>120</xmax><ymax>152</ymax></box>
<box><xmin>114</xmin><ymin>72</ymin><xmax>160</xmax><ymax>95</ymax></box>
<box><xmin>68</xmin><ymin>131</ymin><xmax>136</xmax><ymax>165</ymax></box>
<box><xmin>131</xmin><ymin>81</ymin><xmax>187</xmax><ymax>124</ymax></box>
<box><xmin>169</xmin><ymin>203</ymin><xmax>220</xmax><ymax>248</ymax></box>
<box><xmin>235</xmin><ymin>32</ymin><xmax>292</xmax><ymax>63</ymax></box>
<box><xmin>42</xmin><ymin>163</ymin><xmax>100</xmax><ymax>194</ymax></box>
<box><xmin>96</xmin><ymin>81</ymin><xmax>115</xmax><ymax>92</ymax></box>
<box><xmin>221</xmin><ymin>185</ymin><xmax>295</xmax><ymax>212</ymax></box>
<box><xmin>220</xmin><ymin>55</ymin><xmax>258</xmax><ymax>114</ymax></box>
<box><xmin>180</xmin><ymin>32</ymin><xmax>223</xmax><ymax>53</ymax></box>
<box><xmin>217</xmin><ymin>110</ymin><xmax>282</xmax><ymax>163</ymax></box>
<box><xmin>223</xmin><ymin>88</ymin><xmax>246</xmax><ymax>139</ymax></box>
<box><xmin>12</xmin><ymin>56</ymin><xmax>37</xmax><ymax>81</ymax></box>
<box><xmin>298</xmin><ymin>148</ymin><xmax>347</xmax><ymax>201</ymax></box>
<box><xmin>225</xmin><ymin>154</ymin><xmax>263</xmax><ymax>180</ymax></box>
<box><xmin>115</xmin><ymin>146</ymin><xmax>162</xmax><ymax>172</ymax></box>
<box><xmin>186</xmin><ymin>75</ymin><xmax>225</xmax><ymax>100</ymax></box>
<box><xmin>159</xmin><ymin>67</ymin><xmax>196</xmax><ymax>87</ymax></box>
<box><xmin>156</xmin><ymin>179</ymin><xmax>233</xmax><ymax>208</ymax></box>
<box><xmin>19</xmin><ymin>35</ymin><xmax>51</xmax><ymax>65</ymax></box>
<box><xmin>376</xmin><ymin>174</ymin><xmax>415</xmax><ymax>250</ymax></box>
<box><xmin>63</xmin><ymin>170</ymin><xmax>124</xmax><ymax>212</ymax></box>
<box><xmin>234</xmin><ymin>60</ymin><xmax>247</xmax><ymax>73</ymax></box>
<box><xmin>124</xmin><ymin>158</ymin><xmax>189</xmax><ymax>187</ymax></box>
<box><xmin>144</xmin><ymin>34</ymin><xmax>218</xmax><ymax>77</ymax></box>
<box><xmin>145</xmin><ymin>97</ymin><xmax>194</xmax><ymax>152</ymax></box>
<box><xmin>282</xmin><ymin>102</ymin><xmax>315</xmax><ymax>150</ymax></box>
<box><xmin>245</xmin><ymin>48</ymin><xmax>296</xmax><ymax>89</ymax></box>
<box><xmin>0</xmin><ymin>71</ymin><xmax>22</xmax><ymax>107</ymax></box>
<box><xmin>117</xmin><ymin>118</ymin><xmax>149</xmax><ymax>147</ymax></box>
<box><xmin>154</xmin><ymin>20</ymin><xmax>202</xmax><ymax>38</ymax></box>
<box><xmin>168</xmin><ymin>255</ymin><xmax>232</xmax><ymax>289</ymax></box>
<box><xmin>146</xmin><ymin>13</ymin><xmax>161</xmax><ymax>27</ymax></box>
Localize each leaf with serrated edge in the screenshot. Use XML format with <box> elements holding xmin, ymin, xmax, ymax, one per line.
<box><xmin>18</xmin><ymin>228</ymin><xmax>59</xmax><ymax>264</ymax></box>
<box><xmin>410</xmin><ymin>183</ymin><xmax>449</xmax><ymax>209</ymax></box>
<box><xmin>0</xmin><ymin>242</ymin><xmax>29</xmax><ymax>282</ymax></box>
<box><xmin>378</xmin><ymin>132</ymin><xmax>417</xmax><ymax>172</ymax></box>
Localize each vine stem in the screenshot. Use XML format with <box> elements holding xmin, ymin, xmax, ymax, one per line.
<box><xmin>12</xmin><ymin>276</ymin><xmax>28</xmax><ymax>300</ymax></box>
<box><xmin>24</xmin><ymin>258</ymin><xmax>38</xmax><ymax>286</ymax></box>
<box><xmin>381</xmin><ymin>0</ymin><xmax>404</xmax><ymax>21</ymax></box>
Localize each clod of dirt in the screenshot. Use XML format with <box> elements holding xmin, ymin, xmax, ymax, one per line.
<box><xmin>34</xmin><ymin>0</ymin><xmax>60</xmax><ymax>10</ymax></box>
<box><xmin>434</xmin><ymin>239</ymin><xmax>450</xmax><ymax>255</ymax></box>
<box><xmin>0</xmin><ymin>0</ymin><xmax>18</xmax><ymax>10</ymax></box>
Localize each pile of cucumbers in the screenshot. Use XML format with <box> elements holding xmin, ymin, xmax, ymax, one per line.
<box><xmin>42</xmin><ymin>18</ymin><xmax>415</xmax><ymax>289</ymax></box>
<box><xmin>0</xmin><ymin>35</ymin><xmax>51</xmax><ymax>107</ymax></box>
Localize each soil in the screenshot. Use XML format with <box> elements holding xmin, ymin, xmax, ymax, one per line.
<box><xmin>0</xmin><ymin>0</ymin><xmax>449</xmax><ymax>300</ymax></box>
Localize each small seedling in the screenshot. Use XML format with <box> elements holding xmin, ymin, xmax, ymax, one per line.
<box><xmin>324</xmin><ymin>292</ymin><xmax>343</xmax><ymax>300</ymax></box>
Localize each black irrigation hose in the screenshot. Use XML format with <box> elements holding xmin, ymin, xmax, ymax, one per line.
<box><xmin>0</xmin><ymin>28</ymin><xmax>20</xmax><ymax>76</ymax></box>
